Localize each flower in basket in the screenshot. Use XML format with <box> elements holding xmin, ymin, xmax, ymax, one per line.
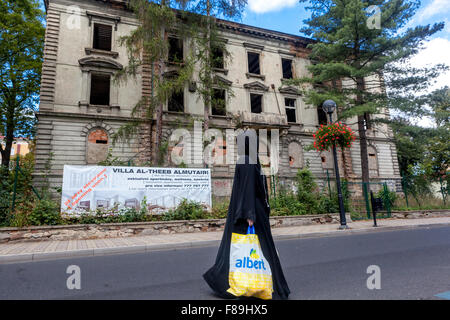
<box><xmin>313</xmin><ymin>122</ymin><xmax>356</xmax><ymax>152</ymax></box>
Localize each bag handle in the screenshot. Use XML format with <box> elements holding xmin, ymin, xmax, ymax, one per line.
<box><xmin>247</xmin><ymin>225</ymin><xmax>255</xmax><ymax>235</ymax></box>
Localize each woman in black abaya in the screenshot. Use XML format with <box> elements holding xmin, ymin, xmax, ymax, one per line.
<box><xmin>203</xmin><ymin>129</ymin><xmax>290</xmax><ymax>300</ymax></box>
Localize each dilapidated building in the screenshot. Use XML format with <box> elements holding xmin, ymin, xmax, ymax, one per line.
<box><xmin>35</xmin><ymin>0</ymin><xmax>402</xmax><ymax>199</ymax></box>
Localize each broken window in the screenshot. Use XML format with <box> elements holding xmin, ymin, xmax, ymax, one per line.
<box><xmin>250</xmin><ymin>93</ymin><xmax>262</xmax><ymax>113</ymax></box>
<box><xmin>282</xmin><ymin>58</ymin><xmax>293</xmax><ymax>79</ymax></box>
<box><xmin>247</xmin><ymin>52</ymin><xmax>260</xmax><ymax>74</ymax></box>
<box><xmin>211</xmin><ymin>46</ymin><xmax>224</xmax><ymax>69</ymax></box>
<box><xmin>212</xmin><ymin>89</ymin><xmax>226</xmax><ymax>116</ymax></box>
<box><xmin>168</xmin><ymin>90</ymin><xmax>184</xmax><ymax>112</ymax></box>
<box><xmin>285</xmin><ymin>98</ymin><xmax>297</xmax><ymax>123</ymax></box>
<box><xmin>317</xmin><ymin>105</ymin><xmax>328</xmax><ymax>125</ymax></box>
<box><xmin>90</xmin><ymin>74</ymin><xmax>110</xmax><ymax>106</ymax></box>
<box><xmin>168</xmin><ymin>37</ymin><xmax>183</xmax><ymax>63</ymax></box>
<box><xmin>93</xmin><ymin>23</ymin><xmax>112</xmax><ymax>51</ymax></box>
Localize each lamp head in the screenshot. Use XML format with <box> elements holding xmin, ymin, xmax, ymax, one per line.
<box><xmin>322</xmin><ymin>100</ymin><xmax>337</xmax><ymax>114</ymax></box>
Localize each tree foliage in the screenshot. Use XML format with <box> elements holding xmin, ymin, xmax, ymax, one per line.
<box><xmin>293</xmin><ymin>0</ymin><xmax>446</xmax><ymax>184</ymax></box>
<box><xmin>0</xmin><ymin>0</ymin><xmax>44</xmax><ymax>168</ymax></box>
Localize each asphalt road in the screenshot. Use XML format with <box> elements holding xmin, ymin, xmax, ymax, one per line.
<box><xmin>0</xmin><ymin>225</ymin><xmax>449</xmax><ymax>300</ymax></box>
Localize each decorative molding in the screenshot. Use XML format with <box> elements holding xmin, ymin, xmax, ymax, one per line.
<box><xmin>279</xmin><ymin>86</ymin><xmax>301</xmax><ymax>95</ymax></box>
<box><xmin>243</xmin><ymin>81</ymin><xmax>269</xmax><ymax>92</ymax></box>
<box><xmin>212</xmin><ymin>67</ymin><xmax>229</xmax><ymax>75</ymax></box>
<box><xmin>278</xmin><ymin>50</ymin><xmax>296</xmax><ymax>57</ymax></box>
<box><xmin>85</xmin><ymin>48</ymin><xmax>119</xmax><ymax>58</ymax></box>
<box><xmin>78</xmin><ymin>56</ymin><xmax>123</xmax><ymax>71</ymax></box>
<box><xmin>81</xmin><ymin>120</ymin><xmax>114</xmax><ymax>137</ymax></box>
<box><xmin>86</xmin><ymin>10</ymin><xmax>121</xmax><ymax>30</ymax></box>
<box><xmin>245</xmin><ymin>73</ymin><xmax>266</xmax><ymax>80</ymax></box>
<box><xmin>214</xmin><ymin>75</ymin><xmax>233</xmax><ymax>86</ymax></box>
<box><xmin>243</xmin><ymin>42</ymin><xmax>264</xmax><ymax>51</ymax></box>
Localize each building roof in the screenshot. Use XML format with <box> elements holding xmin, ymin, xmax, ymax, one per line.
<box><xmin>43</xmin><ymin>0</ymin><xmax>314</xmax><ymax>47</ymax></box>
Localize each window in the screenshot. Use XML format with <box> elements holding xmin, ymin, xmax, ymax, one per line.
<box><xmin>168</xmin><ymin>90</ymin><xmax>184</xmax><ymax>112</ymax></box>
<box><xmin>211</xmin><ymin>46</ymin><xmax>224</xmax><ymax>69</ymax></box>
<box><xmin>247</xmin><ymin>52</ymin><xmax>260</xmax><ymax>74</ymax></box>
<box><xmin>317</xmin><ymin>105</ymin><xmax>328</xmax><ymax>125</ymax></box>
<box><xmin>285</xmin><ymin>98</ymin><xmax>297</xmax><ymax>123</ymax></box>
<box><xmin>212</xmin><ymin>89</ymin><xmax>226</xmax><ymax>116</ymax></box>
<box><xmin>282</xmin><ymin>58</ymin><xmax>293</xmax><ymax>79</ymax></box>
<box><xmin>250</xmin><ymin>93</ymin><xmax>262</xmax><ymax>113</ymax></box>
<box><xmin>168</xmin><ymin>37</ymin><xmax>183</xmax><ymax>63</ymax></box>
<box><xmin>93</xmin><ymin>23</ymin><xmax>112</xmax><ymax>51</ymax></box>
<box><xmin>90</xmin><ymin>74</ymin><xmax>110</xmax><ymax>106</ymax></box>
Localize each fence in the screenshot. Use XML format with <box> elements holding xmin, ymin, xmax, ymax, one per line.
<box><xmin>324</xmin><ymin>169</ymin><xmax>393</xmax><ymax>220</ymax></box>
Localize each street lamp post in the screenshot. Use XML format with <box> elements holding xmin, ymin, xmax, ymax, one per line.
<box><xmin>322</xmin><ymin>100</ymin><xmax>348</xmax><ymax>229</ymax></box>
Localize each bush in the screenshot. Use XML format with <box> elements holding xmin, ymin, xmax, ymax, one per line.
<box><xmin>270</xmin><ymin>187</ymin><xmax>307</xmax><ymax>216</ymax></box>
<box><xmin>162</xmin><ymin>199</ymin><xmax>206</xmax><ymax>221</ymax></box>
<box><xmin>295</xmin><ymin>168</ymin><xmax>322</xmax><ymax>214</ymax></box>
<box><xmin>377</xmin><ymin>188</ymin><xmax>397</xmax><ymax>208</ymax></box>
<box><xmin>28</xmin><ymin>199</ymin><xmax>61</xmax><ymax>226</ymax></box>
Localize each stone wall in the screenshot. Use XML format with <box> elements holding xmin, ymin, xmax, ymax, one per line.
<box><xmin>0</xmin><ymin>213</ymin><xmax>352</xmax><ymax>243</ymax></box>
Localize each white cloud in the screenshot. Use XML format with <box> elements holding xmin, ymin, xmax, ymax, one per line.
<box><xmin>409</xmin><ymin>37</ymin><xmax>450</xmax><ymax>93</ymax></box>
<box><xmin>248</xmin><ymin>0</ymin><xmax>297</xmax><ymax>14</ymax></box>
<box><xmin>418</xmin><ymin>0</ymin><xmax>449</xmax><ymax>22</ymax></box>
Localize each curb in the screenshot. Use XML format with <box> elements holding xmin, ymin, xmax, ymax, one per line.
<box><xmin>1</xmin><ymin>222</ymin><xmax>449</xmax><ymax>264</ymax></box>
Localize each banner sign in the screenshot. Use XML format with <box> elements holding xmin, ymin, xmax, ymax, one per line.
<box><xmin>61</xmin><ymin>165</ymin><xmax>211</xmax><ymax>214</ymax></box>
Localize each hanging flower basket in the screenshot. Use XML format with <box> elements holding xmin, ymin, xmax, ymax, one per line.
<box><xmin>313</xmin><ymin>122</ymin><xmax>356</xmax><ymax>152</ymax></box>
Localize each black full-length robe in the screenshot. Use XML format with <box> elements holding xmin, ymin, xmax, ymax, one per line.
<box><xmin>203</xmin><ymin>140</ymin><xmax>291</xmax><ymax>299</ymax></box>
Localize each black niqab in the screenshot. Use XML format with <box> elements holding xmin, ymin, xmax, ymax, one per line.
<box><xmin>203</xmin><ymin>129</ymin><xmax>290</xmax><ymax>299</ymax></box>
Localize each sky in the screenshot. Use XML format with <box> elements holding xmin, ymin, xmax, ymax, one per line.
<box><xmin>239</xmin><ymin>0</ymin><xmax>450</xmax><ymax>126</ymax></box>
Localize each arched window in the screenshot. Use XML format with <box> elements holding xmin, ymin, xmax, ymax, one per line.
<box><xmin>87</xmin><ymin>128</ymin><xmax>109</xmax><ymax>164</ymax></box>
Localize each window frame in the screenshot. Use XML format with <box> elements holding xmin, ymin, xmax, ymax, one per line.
<box><xmin>250</xmin><ymin>92</ymin><xmax>263</xmax><ymax>114</ymax></box>
<box><xmin>284</xmin><ymin>97</ymin><xmax>297</xmax><ymax>123</ymax></box>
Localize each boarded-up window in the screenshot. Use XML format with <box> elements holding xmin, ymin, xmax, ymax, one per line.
<box><xmin>168</xmin><ymin>37</ymin><xmax>183</xmax><ymax>63</ymax></box>
<box><xmin>320</xmin><ymin>151</ymin><xmax>333</xmax><ymax>169</ymax></box>
<box><xmin>168</xmin><ymin>90</ymin><xmax>184</xmax><ymax>112</ymax></box>
<box><xmin>93</xmin><ymin>24</ymin><xmax>112</xmax><ymax>51</ymax></box>
<box><xmin>368</xmin><ymin>146</ymin><xmax>378</xmax><ymax>176</ymax></box>
<box><xmin>282</xmin><ymin>59</ymin><xmax>293</xmax><ymax>79</ymax></box>
<box><xmin>212</xmin><ymin>89</ymin><xmax>226</xmax><ymax>116</ymax></box>
<box><xmin>250</xmin><ymin>93</ymin><xmax>262</xmax><ymax>113</ymax></box>
<box><xmin>90</xmin><ymin>74</ymin><xmax>110</xmax><ymax>106</ymax></box>
<box><xmin>87</xmin><ymin>129</ymin><xmax>109</xmax><ymax>164</ymax></box>
<box><xmin>288</xmin><ymin>142</ymin><xmax>303</xmax><ymax>168</ymax></box>
<box><xmin>285</xmin><ymin>98</ymin><xmax>296</xmax><ymax>123</ymax></box>
<box><xmin>248</xmin><ymin>52</ymin><xmax>260</xmax><ymax>74</ymax></box>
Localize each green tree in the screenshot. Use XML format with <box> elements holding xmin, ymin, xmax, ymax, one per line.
<box><xmin>294</xmin><ymin>0</ymin><xmax>446</xmax><ymax>187</ymax></box>
<box><xmin>114</xmin><ymin>0</ymin><xmax>247</xmax><ymax>166</ymax></box>
<box><xmin>0</xmin><ymin>0</ymin><xmax>44</xmax><ymax>169</ymax></box>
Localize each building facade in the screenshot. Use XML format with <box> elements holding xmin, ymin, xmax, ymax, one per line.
<box><xmin>35</xmin><ymin>0</ymin><xmax>402</xmax><ymax>200</ymax></box>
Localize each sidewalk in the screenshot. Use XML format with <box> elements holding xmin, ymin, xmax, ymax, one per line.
<box><xmin>1</xmin><ymin>216</ymin><xmax>449</xmax><ymax>264</ymax></box>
